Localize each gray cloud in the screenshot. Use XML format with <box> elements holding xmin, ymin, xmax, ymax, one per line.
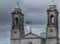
<box><xmin>0</xmin><ymin>0</ymin><xmax>59</xmax><ymax>25</ymax></box>
<box><xmin>0</xmin><ymin>25</ymin><xmax>10</xmax><ymax>44</ymax></box>
<box><xmin>0</xmin><ymin>0</ymin><xmax>60</xmax><ymax>44</ymax></box>
<box><xmin>24</xmin><ymin>12</ymin><xmax>47</xmax><ymax>25</ymax></box>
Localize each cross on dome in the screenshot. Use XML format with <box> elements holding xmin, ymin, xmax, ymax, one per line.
<box><xmin>16</xmin><ymin>1</ymin><xmax>20</xmax><ymax>8</ymax></box>
<box><xmin>50</xmin><ymin>0</ymin><xmax>55</xmax><ymax>5</ymax></box>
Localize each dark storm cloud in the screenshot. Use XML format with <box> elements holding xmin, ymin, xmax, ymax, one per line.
<box><xmin>21</xmin><ymin>4</ymin><xmax>48</xmax><ymax>13</ymax></box>
<box><xmin>0</xmin><ymin>0</ymin><xmax>60</xmax><ymax>44</ymax></box>
<box><xmin>0</xmin><ymin>0</ymin><xmax>59</xmax><ymax>25</ymax></box>
<box><xmin>24</xmin><ymin>12</ymin><xmax>47</xmax><ymax>25</ymax></box>
<box><xmin>0</xmin><ymin>25</ymin><xmax>10</xmax><ymax>44</ymax></box>
<box><xmin>0</xmin><ymin>25</ymin><xmax>11</xmax><ymax>38</ymax></box>
<box><xmin>21</xmin><ymin>2</ymin><xmax>48</xmax><ymax>25</ymax></box>
<box><xmin>21</xmin><ymin>0</ymin><xmax>60</xmax><ymax>25</ymax></box>
<box><xmin>0</xmin><ymin>0</ymin><xmax>20</xmax><ymax>26</ymax></box>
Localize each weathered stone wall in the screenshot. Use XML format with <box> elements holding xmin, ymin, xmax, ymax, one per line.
<box><xmin>21</xmin><ymin>38</ymin><xmax>41</xmax><ymax>44</ymax></box>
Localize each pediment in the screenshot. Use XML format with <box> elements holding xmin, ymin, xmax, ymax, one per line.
<box><xmin>22</xmin><ymin>32</ymin><xmax>41</xmax><ymax>38</ymax></box>
<box><xmin>24</xmin><ymin>34</ymin><xmax>38</xmax><ymax>38</ymax></box>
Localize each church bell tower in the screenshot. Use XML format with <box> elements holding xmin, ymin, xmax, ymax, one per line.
<box><xmin>11</xmin><ymin>2</ymin><xmax>24</xmax><ymax>44</ymax></box>
<box><xmin>46</xmin><ymin>0</ymin><xmax>59</xmax><ymax>44</ymax></box>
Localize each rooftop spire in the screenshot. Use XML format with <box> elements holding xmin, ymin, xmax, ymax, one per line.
<box><xmin>16</xmin><ymin>1</ymin><xmax>20</xmax><ymax>8</ymax></box>
<box><xmin>30</xmin><ymin>26</ymin><xmax>32</xmax><ymax>33</ymax></box>
<box><xmin>26</xmin><ymin>21</ymin><xmax>32</xmax><ymax>33</ymax></box>
<box><xmin>50</xmin><ymin>0</ymin><xmax>55</xmax><ymax>5</ymax></box>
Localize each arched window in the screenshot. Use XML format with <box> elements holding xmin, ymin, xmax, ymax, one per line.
<box><xmin>15</xmin><ymin>18</ymin><xmax>18</xmax><ymax>24</ymax></box>
<box><xmin>50</xmin><ymin>15</ymin><xmax>54</xmax><ymax>23</ymax></box>
<box><xmin>49</xmin><ymin>29</ymin><xmax>53</xmax><ymax>33</ymax></box>
<box><xmin>28</xmin><ymin>42</ymin><xmax>32</xmax><ymax>44</ymax></box>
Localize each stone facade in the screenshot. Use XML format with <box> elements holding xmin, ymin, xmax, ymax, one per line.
<box><xmin>46</xmin><ymin>4</ymin><xmax>59</xmax><ymax>44</ymax></box>
<box><xmin>11</xmin><ymin>1</ymin><xmax>60</xmax><ymax>44</ymax></box>
<box><xmin>20</xmin><ymin>32</ymin><xmax>42</xmax><ymax>44</ymax></box>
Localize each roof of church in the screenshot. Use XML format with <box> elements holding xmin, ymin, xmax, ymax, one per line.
<box><xmin>21</xmin><ymin>31</ymin><xmax>43</xmax><ymax>39</ymax></box>
<box><xmin>40</xmin><ymin>28</ymin><xmax>46</xmax><ymax>38</ymax></box>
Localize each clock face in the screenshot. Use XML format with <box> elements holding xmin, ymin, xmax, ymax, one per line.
<box><xmin>12</xmin><ymin>30</ymin><xmax>17</xmax><ymax>38</ymax></box>
<box><xmin>14</xmin><ymin>31</ymin><xmax>17</xmax><ymax>34</ymax></box>
<box><xmin>47</xmin><ymin>29</ymin><xmax>53</xmax><ymax>37</ymax></box>
<box><xmin>13</xmin><ymin>30</ymin><xmax>17</xmax><ymax>34</ymax></box>
<box><xmin>49</xmin><ymin>29</ymin><xmax>53</xmax><ymax>33</ymax></box>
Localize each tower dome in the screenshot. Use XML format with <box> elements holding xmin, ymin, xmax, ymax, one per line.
<box><xmin>50</xmin><ymin>0</ymin><xmax>55</xmax><ymax>5</ymax></box>
<box><xmin>40</xmin><ymin>28</ymin><xmax>46</xmax><ymax>38</ymax></box>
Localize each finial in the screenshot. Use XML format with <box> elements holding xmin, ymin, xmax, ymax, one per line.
<box><xmin>16</xmin><ymin>1</ymin><xmax>20</xmax><ymax>8</ymax></box>
<box><xmin>50</xmin><ymin>0</ymin><xmax>55</xmax><ymax>5</ymax></box>
<box><xmin>30</xmin><ymin>26</ymin><xmax>32</xmax><ymax>33</ymax></box>
<box><xmin>26</xmin><ymin>21</ymin><xmax>32</xmax><ymax>33</ymax></box>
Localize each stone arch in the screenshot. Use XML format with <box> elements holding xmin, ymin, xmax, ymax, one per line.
<box><xmin>15</xmin><ymin>18</ymin><xmax>18</xmax><ymax>24</ymax></box>
<box><xmin>28</xmin><ymin>42</ymin><xmax>33</xmax><ymax>44</ymax></box>
<box><xmin>50</xmin><ymin>15</ymin><xmax>54</xmax><ymax>23</ymax></box>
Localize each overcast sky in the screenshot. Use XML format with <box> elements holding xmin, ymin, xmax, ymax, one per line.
<box><xmin>0</xmin><ymin>0</ymin><xmax>60</xmax><ymax>44</ymax></box>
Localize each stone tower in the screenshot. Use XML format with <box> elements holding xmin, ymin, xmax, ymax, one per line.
<box><xmin>11</xmin><ymin>2</ymin><xmax>24</xmax><ymax>44</ymax></box>
<box><xmin>46</xmin><ymin>0</ymin><xmax>59</xmax><ymax>44</ymax></box>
